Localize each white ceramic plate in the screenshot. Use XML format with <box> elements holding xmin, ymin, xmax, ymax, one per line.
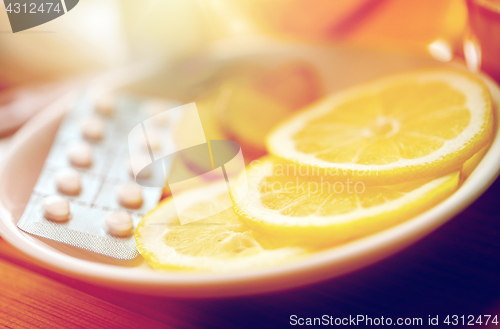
<box><xmin>1</xmin><ymin>41</ymin><xmax>500</xmax><ymax>298</ymax></box>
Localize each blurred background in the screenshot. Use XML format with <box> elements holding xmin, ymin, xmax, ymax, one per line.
<box><xmin>2</xmin><ymin>0</ymin><xmax>498</xmax><ymax>154</ymax></box>
<box><xmin>0</xmin><ymin>0</ymin><xmax>473</xmax><ymax>86</ymax></box>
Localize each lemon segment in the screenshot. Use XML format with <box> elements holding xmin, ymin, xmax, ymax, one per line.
<box><xmin>232</xmin><ymin>158</ymin><xmax>460</xmax><ymax>248</ymax></box>
<box><xmin>135</xmin><ymin>181</ymin><xmax>305</xmax><ymax>272</ymax></box>
<box><xmin>267</xmin><ymin>69</ymin><xmax>493</xmax><ymax>184</ymax></box>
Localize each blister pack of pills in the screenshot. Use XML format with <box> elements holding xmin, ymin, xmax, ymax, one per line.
<box><xmin>17</xmin><ymin>90</ymin><xmax>180</xmax><ymax>260</ymax></box>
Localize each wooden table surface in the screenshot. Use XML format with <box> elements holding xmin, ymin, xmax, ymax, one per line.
<box><xmin>1</xmin><ymin>123</ymin><xmax>500</xmax><ymax>328</ymax></box>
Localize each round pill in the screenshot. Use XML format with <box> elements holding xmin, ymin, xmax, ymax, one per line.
<box><xmin>105</xmin><ymin>211</ymin><xmax>133</xmax><ymax>237</ymax></box>
<box><xmin>43</xmin><ymin>195</ymin><xmax>70</xmax><ymax>222</ymax></box>
<box><xmin>117</xmin><ymin>183</ymin><xmax>143</xmax><ymax>209</ymax></box>
<box><xmin>81</xmin><ymin>116</ymin><xmax>105</xmax><ymax>141</ymax></box>
<box><xmin>95</xmin><ymin>95</ymin><xmax>116</xmax><ymax>116</ymax></box>
<box><xmin>67</xmin><ymin>142</ymin><xmax>93</xmax><ymax>167</ymax></box>
<box><xmin>55</xmin><ymin>168</ymin><xmax>82</xmax><ymax>195</ymax></box>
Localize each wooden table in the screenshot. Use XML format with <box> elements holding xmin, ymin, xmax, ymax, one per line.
<box><xmin>1</xmin><ymin>174</ymin><xmax>500</xmax><ymax>328</ymax></box>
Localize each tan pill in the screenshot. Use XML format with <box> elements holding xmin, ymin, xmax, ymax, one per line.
<box><xmin>81</xmin><ymin>116</ymin><xmax>105</xmax><ymax>141</ymax></box>
<box><xmin>43</xmin><ymin>195</ymin><xmax>70</xmax><ymax>222</ymax></box>
<box><xmin>117</xmin><ymin>183</ymin><xmax>143</xmax><ymax>209</ymax></box>
<box><xmin>95</xmin><ymin>94</ymin><xmax>116</xmax><ymax>116</ymax></box>
<box><xmin>55</xmin><ymin>168</ymin><xmax>82</xmax><ymax>195</ymax></box>
<box><xmin>105</xmin><ymin>211</ymin><xmax>133</xmax><ymax>237</ymax></box>
<box><xmin>67</xmin><ymin>142</ymin><xmax>93</xmax><ymax>167</ymax></box>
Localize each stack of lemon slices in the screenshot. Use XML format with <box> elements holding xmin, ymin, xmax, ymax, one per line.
<box><xmin>136</xmin><ymin>69</ymin><xmax>494</xmax><ymax>272</ymax></box>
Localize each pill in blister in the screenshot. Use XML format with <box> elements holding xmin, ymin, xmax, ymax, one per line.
<box><xmin>43</xmin><ymin>195</ymin><xmax>70</xmax><ymax>222</ymax></box>
<box><xmin>117</xmin><ymin>183</ymin><xmax>143</xmax><ymax>209</ymax></box>
<box><xmin>95</xmin><ymin>95</ymin><xmax>116</xmax><ymax>116</ymax></box>
<box><xmin>67</xmin><ymin>142</ymin><xmax>93</xmax><ymax>167</ymax></box>
<box><xmin>105</xmin><ymin>211</ymin><xmax>133</xmax><ymax>237</ymax></box>
<box><xmin>18</xmin><ymin>88</ymin><xmax>166</xmax><ymax>259</ymax></box>
<box><xmin>55</xmin><ymin>168</ymin><xmax>82</xmax><ymax>195</ymax></box>
<box><xmin>81</xmin><ymin>116</ymin><xmax>105</xmax><ymax>141</ymax></box>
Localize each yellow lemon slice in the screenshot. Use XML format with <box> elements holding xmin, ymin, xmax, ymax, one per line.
<box><xmin>135</xmin><ymin>181</ymin><xmax>305</xmax><ymax>272</ymax></box>
<box><xmin>232</xmin><ymin>158</ymin><xmax>460</xmax><ymax>248</ymax></box>
<box><xmin>267</xmin><ymin>69</ymin><xmax>493</xmax><ymax>184</ymax></box>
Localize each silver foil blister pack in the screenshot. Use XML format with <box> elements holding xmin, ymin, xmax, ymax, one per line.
<box><xmin>17</xmin><ymin>92</ymin><xmax>179</xmax><ymax>259</ymax></box>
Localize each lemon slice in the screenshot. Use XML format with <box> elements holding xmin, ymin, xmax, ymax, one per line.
<box><xmin>232</xmin><ymin>158</ymin><xmax>460</xmax><ymax>248</ymax></box>
<box><xmin>135</xmin><ymin>181</ymin><xmax>305</xmax><ymax>272</ymax></box>
<box><xmin>267</xmin><ymin>69</ymin><xmax>493</xmax><ymax>184</ymax></box>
